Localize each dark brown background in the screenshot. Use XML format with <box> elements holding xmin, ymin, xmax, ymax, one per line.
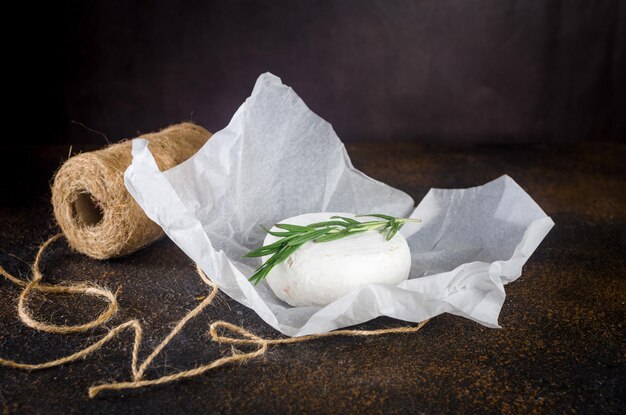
<box><xmin>7</xmin><ymin>0</ymin><xmax>625</xmax><ymax>146</ymax></box>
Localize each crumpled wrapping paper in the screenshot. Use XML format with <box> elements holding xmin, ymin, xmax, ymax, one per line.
<box><xmin>124</xmin><ymin>73</ymin><xmax>554</xmax><ymax>336</ymax></box>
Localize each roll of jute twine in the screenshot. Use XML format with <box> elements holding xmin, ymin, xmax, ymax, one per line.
<box><xmin>0</xmin><ymin>123</ymin><xmax>428</xmax><ymax>397</ymax></box>
<box><xmin>52</xmin><ymin>122</ymin><xmax>211</xmax><ymax>259</ymax></box>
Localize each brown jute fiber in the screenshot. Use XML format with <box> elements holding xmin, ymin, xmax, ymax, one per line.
<box><xmin>0</xmin><ymin>234</ymin><xmax>429</xmax><ymax>398</ymax></box>
<box><xmin>51</xmin><ymin>122</ymin><xmax>211</xmax><ymax>260</ymax></box>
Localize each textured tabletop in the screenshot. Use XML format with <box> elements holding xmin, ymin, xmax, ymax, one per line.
<box><xmin>0</xmin><ymin>143</ymin><xmax>624</xmax><ymax>414</ymax></box>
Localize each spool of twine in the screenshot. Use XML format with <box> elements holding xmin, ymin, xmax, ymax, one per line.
<box><xmin>51</xmin><ymin>122</ymin><xmax>211</xmax><ymax>259</ymax></box>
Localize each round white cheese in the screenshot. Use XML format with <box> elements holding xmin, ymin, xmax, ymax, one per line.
<box><xmin>263</xmin><ymin>212</ymin><xmax>412</xmax><ymax>307</ymax></box>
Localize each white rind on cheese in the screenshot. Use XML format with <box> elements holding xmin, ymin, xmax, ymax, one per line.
<box><xmin>263</xmin><ymin>212</ymin><xmax>412</xmax><ymax>307</ymax></box>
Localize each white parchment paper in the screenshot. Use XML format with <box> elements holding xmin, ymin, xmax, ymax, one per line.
<box><xmin>124</xmin><ymin>73</ymin><xmax>554</xmax><ymax>336</ymax></box>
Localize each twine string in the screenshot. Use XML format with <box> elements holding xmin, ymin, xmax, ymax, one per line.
<box><xmin>0</xmin><ymin>234</ymin><xmax>428</xmax><ymax>398</ymax></box>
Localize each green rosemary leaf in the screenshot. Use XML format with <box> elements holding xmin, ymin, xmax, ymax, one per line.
<box><xmin>248</xmin><ymin>265</ymin><xmax>271</xmax><ymax>284</ymax></box>
<box><xmin>248</xmin><ymin>251</ymin><xmax>282</xmax><ymax>282</ymax></box>
<box><xmin>248</xmin><ymin>247</ymin><xmax>292</xmax><ymax>282</ymax></box>
<box><xmin>275</xmin><ymin>223</ymin><xmax>311</xmax><ymax>232</ymax></box>
<box><xmin>306</xmin><ymin>220</ymin><xmax>351</xmax><ymax>228</ymax></box>
<box><xmin>260</xmin><ymin>224</ymin><xmax>294</xmax><ymax>237</ymax></box>
<box><xmin>272</xmin><ymin>244</ymin><xmax>301</xmax><ymax>262</ymax></box>
<box><xmin>244</xmin><ymin>234</ymin><xmax>297</xmax><ymax>257</ymax></box>
<box><xmin>285</xmin><ymin>228</ymin><xmax>332</xmax><ymax>246</ymax></box>
<box><xmin>244</xmin><ymin>245</ymin><xmax>282</xmax><ymax>257</ymax></box>
<box><xmin>346</xmin><ymin>227</ymin><xmax>370</xmax><ymax>235</ymax></box>
<box><xmin>386</xmin><ymin>226</ymin><xmax>398</xmax><ymax>241</ymax></box>
<box><xmin>329</xmin><ymin>215</ymin><xmax>359</xmax><ymax>224</ymax></box>
<box><xmin>378</xmin><ymin>223</ymin><xmax>391</xmax><ymax>233</ymax></box>
<box><xmin>314</xmin><ymin>230</ymin><xmax>350</xmax><ymax>243</ymax></box>
<box><xmin>357</xmin><ymin>213</ymin><xmax>395</xmax><ymax>221</ymax></box>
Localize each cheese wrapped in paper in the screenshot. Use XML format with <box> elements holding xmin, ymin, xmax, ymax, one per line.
<box><xmin>264</xmin><ymin>213</ymin><xmax>412</xmax><ymax>307</ymax></box>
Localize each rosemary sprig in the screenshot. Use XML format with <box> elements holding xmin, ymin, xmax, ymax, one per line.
<box><xmin>244</xmin><ymin>214</ymin><xmax>420</xmax><ymax>285</ymax></box>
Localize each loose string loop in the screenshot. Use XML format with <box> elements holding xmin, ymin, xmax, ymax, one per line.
<box><xmin>0</xmin><ymin>235</ymin><xmax>428</xmax><ymax>397</ymax></box>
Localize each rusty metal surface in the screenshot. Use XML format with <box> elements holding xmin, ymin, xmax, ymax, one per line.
<box><xmin>0</xmin><ymin>143</ymin><xmax>624</xmax><ymax>414</ymax></box>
